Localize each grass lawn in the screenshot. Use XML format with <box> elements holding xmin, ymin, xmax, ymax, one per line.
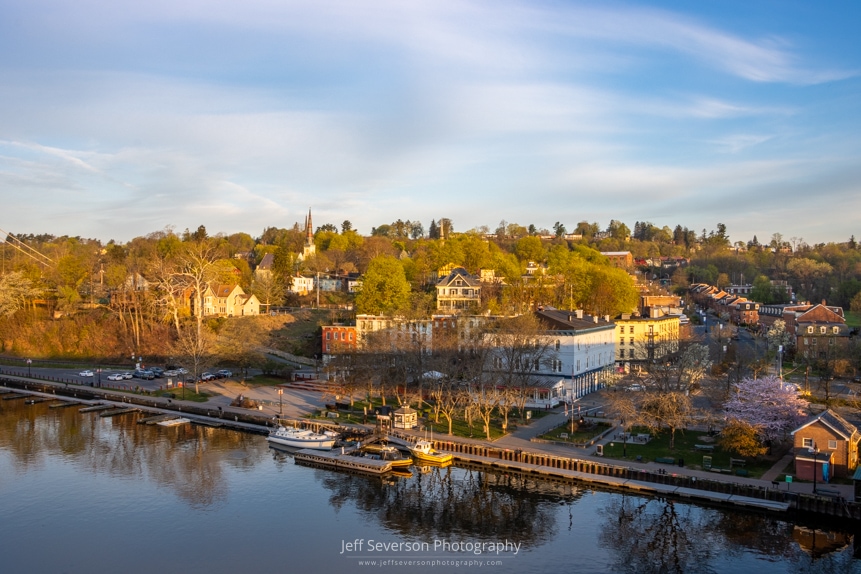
<box><xmin>601</xmin><ymin>427</ymin><xmax>776</xmax><ymax>478</ymax></box>
<box><xmin>540</xmin><ymin>421</ymin><xmax>610</xmax><ymax>444</ymax></box>
<box><xmin>845</xmin><ymin>311</ymin><xmax>861</xmax><ymax>328</ymax></box>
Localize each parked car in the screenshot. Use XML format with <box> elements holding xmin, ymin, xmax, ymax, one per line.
<box><xmin>626</xmin><ymin>384</ymin><xmax>644</xmax><ymax>392</ymax></box>
<box><xmin>122</xmin><ymin>372</ymin><xmax>134</xmax><ymax>379</ymax></box>
<box><xmin>149</xmin><ymin>367</ymin><xmax>164</xmax><ymax>378</ymax></box>
<box><xmin>217</xmin><ymin>369</ymin><xmax>232</xmax><ymax>378</ymax></box>
<box><xmin>79</xmin><ymin>370</ymin><xmax>94</xmax><ymax>377</ymax></box>
<box><xmin>164</xmin><ymin>369</ymin><xmax>179</xmax><ymax>377</ymax></box>
<box><xmin>201</xmin><ymin>372</ymin><xmax>216</xmax><ymax>381</ymax></box>
<box><xmin>107</xmin><ymin>373</ymin><xmax>124</xmax><ymax>381</ymax></box>
<box><xmin>133</xmin><ymin>369</ymin><xmax>155</xmax><ymax>380</ymax></box>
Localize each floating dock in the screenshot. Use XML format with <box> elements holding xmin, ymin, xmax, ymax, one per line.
<box><xmin>1</xmin><ymin>394</ymin><xmax>28</xmax><ymax>401</ymax></box>
<box><xmin>49</xmin><ymin>401</ymin><xmax>81</xmax><ymax>409</ymax></box>
<box><xmin>99</xmin><ymin>407</ymin><xmax>139</xmax><ymax>418</ymax></box>
<box><xmin>25</xmin><ymin>397</ymin><xmax>53</xmax><ymax>404</ymax></box>
<box><xmin>293</xmin><ymin>448</ymin><xmax>393</xmax><ymax>475</ymax></box>
<box><xmin>79</xmin><ymin>404</ymin><xmax>112</xmax><ymax>413</ymax></box>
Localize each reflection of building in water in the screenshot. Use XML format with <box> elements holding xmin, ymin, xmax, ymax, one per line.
<box><xmin>792</xmin><ymin>526</ymin><xmax>852</xmax><ymax>559</ymax></box>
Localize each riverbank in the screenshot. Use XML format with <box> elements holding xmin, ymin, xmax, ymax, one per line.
<box><xmin>2</xmin><ymin>371</ymin><xmax>858</xmax><ymax>522</ymax></box>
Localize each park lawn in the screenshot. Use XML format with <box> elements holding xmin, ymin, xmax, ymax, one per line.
<box><xmin>540</xmin><ymin>421</ymin><xmax>610</xmax><ymax>444</ymax></box>
<box><xmin>845</xmin><ymin>311</ymin><xmax>861</xmax><ymax>328</ymax></box>
<box><xmin>601</xmin><ymin>427</ymin><xmax>774</xmax><ymax>477</ymax></box>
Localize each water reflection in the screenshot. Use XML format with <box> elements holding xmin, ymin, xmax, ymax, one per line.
<box><xmin>0</xmin><ymin>398</ymin><xmax>263</xmax><ymax>508</ymax></box>
<box><xmin>3</xmin><ymin>396</ymin><xmax>861</xmax><ymax>574</ymax></box>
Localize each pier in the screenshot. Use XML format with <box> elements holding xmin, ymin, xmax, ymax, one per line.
<box><xmin>293</xmin><ymin>448</ymin><xmax>392</xmax><ymax>475</ymax></box>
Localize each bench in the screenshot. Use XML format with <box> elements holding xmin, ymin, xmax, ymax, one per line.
<box><xmin>655</xmin><ymin>457</ymin><xmax>675</xmax><ymax>465</ymax></box>
<box><xmin>694</xmin><ymin>444</ymin><xmax>715</xmax><ymax>452</ymax></box>
<box><xmin>730</xmin><ymin>458</ymin><xmax>746</xmax><ymax>467</ymax></box>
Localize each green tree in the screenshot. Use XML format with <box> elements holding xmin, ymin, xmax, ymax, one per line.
<box><xmin>354</xmin><ymin>256</ymin><xmax>411</xmax><ymax>315</ymax></box>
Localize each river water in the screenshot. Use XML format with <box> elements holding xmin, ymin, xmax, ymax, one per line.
<box><xmin>1</xmin><ymin>398</ymin><xmax>858</xmax><ymax>574</ymax></box>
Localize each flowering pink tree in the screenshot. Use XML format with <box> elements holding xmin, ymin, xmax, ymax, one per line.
<box><xmin>724</xmin><ymin>375</ymin><xmax>809</xmax><ymax>443</ymax></box>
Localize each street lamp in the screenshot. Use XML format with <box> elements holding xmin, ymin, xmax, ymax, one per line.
<box><xmin>778</xmin><ymin>345</ymin><xmax>784</xmax><ymax>380</ymax></box>
<box><xmin>621</xmin><ymin>418</ymin><xmax>627</xmax><ymax>458</ymax></box>
<box><xmin>278</xmin><ymin>387</ymin><xmax>283</xmax><ymax>417</ymax></box>
<box><xmin>812</xmin><ymin>442</ymin><xmax>819</xmax><ymax>494</ymax></box>
<box><xmin>27</xmin><ymin>359</ymin><xmax>31</xmax><ymax>377</ymax></box>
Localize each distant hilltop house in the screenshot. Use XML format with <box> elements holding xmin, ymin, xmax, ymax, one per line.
<box><xmin>436</xmin><ymin>267</ymin><xmax>481</xmax><ymax>312</ymax></box>
<box><xmin>255</xmin><ymin>252</ymin><xmax>275</xmax><ymax>280</ymax></box>
<box><xmin>600</xmin><ymin>251</ymin><xmax>633</xmax><ymax>269</ymax></box>
<box><xmin>189</xmin><ymin>284</ymin><xmax>260</xmax><ymax>317</ymax></box>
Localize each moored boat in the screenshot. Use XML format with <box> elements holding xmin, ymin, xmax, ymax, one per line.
<box><xmin>360</xmin><ymin>444</ymin><xmax>412</xmax><ymax>468</ymax></box>
<box><xmin>268</xmin><ymin>426</ymin><xmax>336</xmax><ymax>450</ymax></box>
<box><xmin>409</xmin><ymin>440</ymin><xmax>453</xmax><ymax>464</ymax></box>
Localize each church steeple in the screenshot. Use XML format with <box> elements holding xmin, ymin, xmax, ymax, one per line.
<box><xmin>301</xmin><ymin>208</ymin><xmax>316</xmax><ymax>260</ymax></box>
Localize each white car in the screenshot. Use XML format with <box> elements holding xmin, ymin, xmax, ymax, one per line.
<box><xmin>122</xmin><ymin>372</ymin><xmax>134</xmax><ymax>379</ymax></box>
<box><xmin>107</xmin><ymin>373</ymin><xmax>124</xmax><ymax>381</ymax></box>
<box><xmin>79</xmin><ymin>370</ymin><xmax>94</xmax><ymax>377</ymax></box>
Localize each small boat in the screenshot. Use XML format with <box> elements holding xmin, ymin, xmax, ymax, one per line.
<box><xmin>409</xmin><ymin>440</ymin><xmax>453</xmax><ymax>464</ymax></box>
<box><xmin>267</xmin><ymin>426</ymin><xmax>336</xmax><ymax>450</ymax></box>
<box><xmin>157</xmin><ymin>417</ymin><xmax>191</xmax><ymax>427</ymax></box>
<box><xmin>360</xmin><ymin>444</ymin><xmax>412</xmax><ymax>468</ymax></box>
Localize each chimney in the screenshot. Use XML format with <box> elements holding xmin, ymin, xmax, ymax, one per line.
<box><xmin>575</xmin><ymin>310</ymin><xmax>583</xmax><ymax>319</ymax></box>
<box><xmin>593</xmin><ymin>316</ymin><xmax>598</xmax><ymax>323</ymax></box>
<box><xmin>604</xmin><ymin>315</ymin><xmax>610</xmax><ymax>322</ymax></box>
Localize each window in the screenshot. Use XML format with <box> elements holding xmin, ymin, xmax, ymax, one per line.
<box><xmin>629</xmin><ymin>326</ymin><xmax>634</xmax><ymax>333</ymax></box>
<box><xmin>334</xmin><ymin>332</ymin><xmax>339</xmax><ymax>340</ymax></box>
<box><xmin>807</xmin><ymin>326</ymin><xmax>814</xmax><ymax>334</ymax></box>
<box><xmin>555</xmin><ymin>340</ymin><xmax>561</xmax><ymax>351</ymax></box>
<box><xmin>833</xmin><ymin>326</ymin><xmax>840</xmax><ymax>334</ymax></box>
<box><xmin>828</xmin><ymin>440</ymin><xmax>837</xmax><ymax>450</ymax></box>
<box><xmin>619</xmin><ymin>339</ymin><xmax>625</xmax><ymax>346</ymax></box>
<box><xmin>802</xmin><ymin>438</ymin><xmax>813</xmax><ymax>448</ymax></box>
<box><xmin>326</xmin><ymin>332</ymin><xmax>331</xmax><ymax>340</ymax></box>
<box><xmin>629</xmin><ymin>338</ymin><xmax>634</xmax><ymax>345</ymax></box>
<box><xmin>820</xmin><ymin>326</ymin><xmax>826</xmax><ymax>334</ymax></box>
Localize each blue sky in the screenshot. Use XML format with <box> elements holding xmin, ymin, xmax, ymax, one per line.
<box><xmin>1</xmin><ymin>0</ymin><xmax>859</xmax><ymax>245</ymax></box>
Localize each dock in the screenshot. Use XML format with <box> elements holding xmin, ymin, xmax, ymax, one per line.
<box><xmin>79</xmin><ymin>404</ymin><xmax>113</xmax><ymax>413</ymax></box>
<box><xmin>49</xmin><ymin>401</ymin><xmax>82</xmax><ymax>408</ymax></box>
<box><xmin>25</xmin><ymin>397</ymin><xmax>53</xmax><ymax>404</ymax></box>
<box><xmin>450</xmin><ymin>453</ymin><xmax>790</xmax><ymax>513</ymax></box>
<box><xmin>2</xmin><ymin>393</ymin><xmax>28</xmax><ymax>401</ymax></box>
<box><xmin>99</xmin><ymin>407</ymin><xmax>139</xmax><ymax>418</ymax></box>
<box><xmin>293</xmin><ymin>448</ymin><xmax>393</xmax><ymax>475</ymax></box>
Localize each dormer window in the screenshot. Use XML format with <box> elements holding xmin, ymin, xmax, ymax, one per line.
<box><xmin>807</xmin><ymin>326</ymin><xmax>814</xmax><ymax>334</ymax></box>
<box><xmin>832</xmin><ymin>326</ymin><xmax>839</xmax><ymax>334</ymax></box>
<box><xmin>820</xmin><ymin>326</ymin><xmax>826</xmax><ymax>334</ymax></box>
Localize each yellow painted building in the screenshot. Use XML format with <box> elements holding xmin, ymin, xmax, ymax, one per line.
<box><xmin>615</xmin><ymin>314</ymin><xmax>680</xmax><ymax>364</ymax></box>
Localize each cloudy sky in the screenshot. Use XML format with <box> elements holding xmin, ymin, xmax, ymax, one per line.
<box><xmin>1</xmin><ymin>0</ymin><xmax>859</xmax><ymax>245</ymax></box>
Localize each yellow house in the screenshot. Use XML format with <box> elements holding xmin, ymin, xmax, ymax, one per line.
<box><xmin>615</xmin><ymin>314</ymin><xmax>680</xmax><ymax>364</ymax></box>
<box><xmin>202</xmin><ymin>284</ymin><xmax>260</xmax><ymax>317</ymax></box>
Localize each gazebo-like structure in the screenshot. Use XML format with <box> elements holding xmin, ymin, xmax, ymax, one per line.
<box><xmin>393</xmin><ymin>406</ymin><xmax>418</xmax><ymax>430</ymax></box>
